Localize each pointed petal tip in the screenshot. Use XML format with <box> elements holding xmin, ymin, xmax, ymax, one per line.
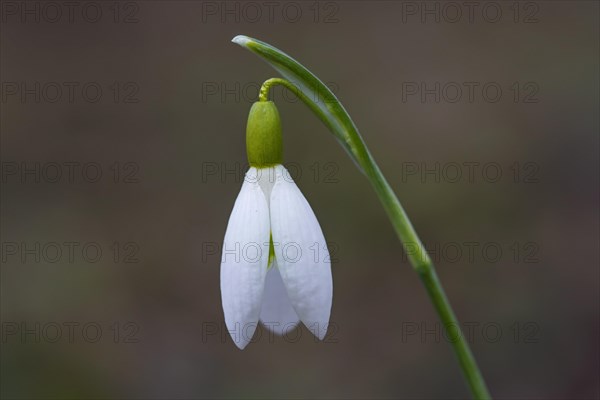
<box><xmin>224</xmin><ymin>320</ymin><xmax>258</xmax><ymax>350</ymax></box>
<box><xmin>313</xmin><ymin>321</ymin><xmax>330</xmax><ymax>341</ymax></box>
<box><xmin>317</xmin><ymin>325</ymin><xmax>329</xmax><ymax>341</ymax></box>
<box><xmin>233</xmin><ymin>339</ymin><xmax>249</xmax><ymax>350</ymax></box>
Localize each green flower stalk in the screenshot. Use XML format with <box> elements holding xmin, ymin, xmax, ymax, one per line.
<box><xmin>230</xmin><ymin>35</ymin><xmax>492</xmax><ymax>399</ymax></box>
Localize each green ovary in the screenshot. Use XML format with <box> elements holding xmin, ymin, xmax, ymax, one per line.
<box><xmin>246</xmin><ymin>101</ymin><xmax>283</xmax><ymax>167</ymax></box>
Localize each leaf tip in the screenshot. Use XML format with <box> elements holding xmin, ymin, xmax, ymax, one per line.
<box><xmin>231</xmin><ymin>35</ymin><xmax>251</xmax><ymax>47</ymax></box>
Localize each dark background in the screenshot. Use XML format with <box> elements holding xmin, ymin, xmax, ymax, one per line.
<box><xmin>1</xmin><ymin>1</ymin><xmax>598</xmax><ymax>399</ymax></box>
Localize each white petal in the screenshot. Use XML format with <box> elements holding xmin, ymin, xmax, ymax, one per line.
<box><xmin>256</xmin><ymin>166</ymin><xmax>278</xmax><ymax>208</ymax></box>
<box><xmin>220</xmin><ymin>167</ymin><xmax>270</xmax><ymax>349</ymax></box>
<box><xmin>259</xmin><ymin>262</ymin><xmax>300</xmax><ymax>336</ymax></box>
<box><xmin>269</xmin><ymin>165</ymin><xmax>333</xmax><ymax>340</ymax></box>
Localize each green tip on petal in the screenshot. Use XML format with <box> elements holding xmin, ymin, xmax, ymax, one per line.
<box><xmin>267</xmin><ymin>232</ymin><xmax>275</xmax><ymax>269</ymax></box>
<box><xmin>246</xmin><ymin>101</ymin><xmax>283</xmax><ymax>168</ymax></box>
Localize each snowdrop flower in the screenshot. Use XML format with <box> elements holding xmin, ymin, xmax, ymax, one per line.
<box><xmin>220</xmin><ymin>101</ymin><xmax>333</xmax><ymax>349</ymax></box>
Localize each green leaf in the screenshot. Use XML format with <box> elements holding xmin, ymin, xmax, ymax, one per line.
<box><xmin>232</xmin><ymin>35</ymin><xmax>372</xmax><ymax>173</ymax></box>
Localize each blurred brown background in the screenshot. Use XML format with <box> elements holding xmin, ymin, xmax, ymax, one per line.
<box><xmin>1</xmin><ymin>1</ymin><xmax>598</xmax><ymax>399</ymax></box>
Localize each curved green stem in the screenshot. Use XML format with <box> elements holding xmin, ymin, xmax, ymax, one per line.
<box><xmin>235</xmin><ymin>35</ymin><xmax>491</xmax><ymax>399</ymax></box>
<box><xmin>366</xmin><ymin>155</ymin><xmax>490</xmax><ymax>399</ymax></box>
<box><xmin>259</xmin><ymin>78</ymin><xmax>291</xmax><ymax>102</ymax></box>
<box><xmin>262</xmin><ymin>79</ymin><xmax>490</xmax><ymax>399</ymax></box>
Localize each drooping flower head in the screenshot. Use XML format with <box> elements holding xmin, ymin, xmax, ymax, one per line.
<box><xmin>220</xmin><ymin>100</ymin><xmax>333</xmax><ymax>349</ymax></box>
